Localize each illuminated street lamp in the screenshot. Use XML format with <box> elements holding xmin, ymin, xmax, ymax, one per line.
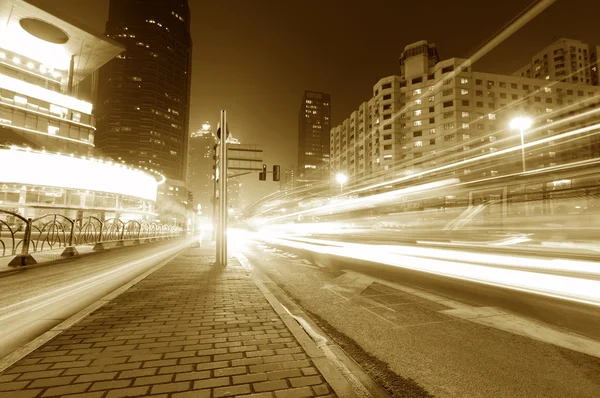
<box><xmin>336</xmin><ymin>173</ymin><xmax>348</xmax><ymax>193</ymax></box>
<box><xmin>509</xmin><ymin>116</ymin><xmax>533</xmax><ymax>173</ymax></box>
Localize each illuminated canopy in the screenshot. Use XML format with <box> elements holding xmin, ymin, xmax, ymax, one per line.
<box><xmin>0</xmin><ymin>0</ymin><xmax>124</xmax><ymax>83</ymax></box>
<box><xmin>0</xmin><ymin>148</ymin><xmax>159</xmax><ymax>201</ymax></box>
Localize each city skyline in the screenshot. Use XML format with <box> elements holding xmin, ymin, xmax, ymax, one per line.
<box><xmin>27</xmin><ymin>0</ymin><xmax>600</xmax><ymax>203</ymax></box>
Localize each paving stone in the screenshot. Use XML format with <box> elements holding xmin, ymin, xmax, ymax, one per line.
<box><xmin>150</xmin><ymin>381</ymin><xmax>191</xmax><ymax>394</ymax></box>
<box><xmin>253</xmin><ymin>379</ymin><xmax>288</xmax><ymax>392</ymax></box>
<box><xmin>0</xmin><ymin>248</ymin><xmax>334</xmax><ymax>398</ymax></box>
<box><xmin>275</xmin><ymin>386</ymin><xmax>314</xmax><ymax>398</ymax></box>
<box><xmin>214</xmin><ymin>383</ymin><xmax>252</xmax><ymax>397</ymax></box>
<box><xmin>41</xmin><ymin>382</ymin><xmax>91</xmax><ymax>396</ymax></box>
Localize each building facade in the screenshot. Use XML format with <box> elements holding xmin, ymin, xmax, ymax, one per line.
<box><xmin>298</xmin><ymin>90</ymin><xmax>331</xmax><ymax>182</ymax></box>
<box><xmin>0</xmin><ymin>0</ymin><xmax>162</xmax><ymax>221</ymax></box>
<box><xmin>331</xmin><ymin>40</ymin><xmax>600</xmax><ymax>186</ymax></box>
<box><xmin>95</xmin><ymin>0</ymin><xmax>192</xmax><ymax>181</ymax></box>
<box><xmin>187</xmin><ymin>122</ymin><xmax>215</xmax><ymax>219</ymax></box>
<box><xmin>514</xmin><ymin>38</ymin><xmax>594</xmax><ymax>85</ymax></box>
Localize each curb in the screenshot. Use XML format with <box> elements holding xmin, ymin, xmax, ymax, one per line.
<box><xmin>0</xmin><ymin>241</ymin><xmax>193</xmax><ymax>373</ymax></box>
<box><xmin>234</xmin><ymin>252</ymin><xmax>390</xmax><ymax>398</ymax></box>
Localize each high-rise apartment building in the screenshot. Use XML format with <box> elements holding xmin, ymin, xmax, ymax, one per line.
<box><xmin>187</xmin><ymin>122</ymin><xmax>215</xmax><ymax>218</ymax></box>
<box><xmin>331</xmin><ymin>40</ymin><xmax>600</xmax><ymax>185</ymax></box>
<box><xmin>298</xmin><ymin>91</ymin><xmax>331</xmax><ymax>182</ymax></box>
<box><xmin>95</xmin><ymin>0</ymin><xmax>192</xmax><ymax>181</ymax></box>
<box><xmin>514</xmin><ymin>38</ymin><xmax>594</xmax><ymax>85</ymax></box>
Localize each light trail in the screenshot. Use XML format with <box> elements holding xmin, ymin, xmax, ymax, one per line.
<box><xmin>0</xmin><ymin>241</ymin><xmax>189</xmax><ymax>322</ymax></box>
<box><xmin>246</xmin><ymin>232</ymin><xmax>600</xmax><ymax>307</ymax></box>
<box><xmin>349</xmin><ymin>122</ymin><xmax>600</xmax><ymax>195</ymax></box>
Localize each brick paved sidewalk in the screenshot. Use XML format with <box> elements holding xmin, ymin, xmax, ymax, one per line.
<box><xmin>0</xmin><ymin>246</ymin><xmax>337</xmax><ymax>397</ymax></box>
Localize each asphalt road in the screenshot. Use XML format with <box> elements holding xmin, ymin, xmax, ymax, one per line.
<box><xmin>237</xmin><ymin>240</ymin><xmax>600</xmax><ymax>398</ymax></box>
<box><xmin>0</xmin><ymin>239</ymin><xmax>192</xmax><ymax>360</ymax></box>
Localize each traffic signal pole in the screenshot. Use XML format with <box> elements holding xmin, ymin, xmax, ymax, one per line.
<box><xmin>217</xmin><ymin>110</ymin><xmax>228</xmax><ymax>265</ymax></box>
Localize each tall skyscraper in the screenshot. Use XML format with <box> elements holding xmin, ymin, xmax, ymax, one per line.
<box><xmin>95</xmin><ymin>0</ymin><xmax>192</xmax><ymax>181</ymax></box>
<box><xmin>298</xmin><ymin>91</ymin><xmax>331</xmax><ymax>182</ymax></box>
<box><xmin>188</xmin><ymin>122</ymin><xmax>215</xmax><ymax>219</ymax></box>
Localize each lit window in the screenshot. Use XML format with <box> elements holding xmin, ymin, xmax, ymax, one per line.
<box><xmin>14</xmin><ymin>95</ymin><xmax>27</xmax><ymax>105</ymax></box>
<box><xmin>383</xmin><ymin>155</ymin><xmax>393</xmax><ymax>159</ymax></box>
<box><xmin>413</xmin><ymin>120</ymin><xmax>422</xmax><ymax>126</ymax></box>
<box><xmin>0</xmin><ymin>52</ymin><xmax>5</xmax><ymax>59</ymax></box>
<box><xmin>12</xmin><ymin>57</ymin><xmax>20</xmax><ymax>64</ymax></box>
<box><xmin>461</xmin><ymin>78</ymin><xmax>469</xmax><ymax>84</ymax></box>
<box><xmin>429</xmin><ymin>128</ymin><xmax>436</xmax><ymax>135</ymax></box>
<box><xmin>414</xmin><ymin>141</ymin><xmax>423</xmax><ymax>147</ymax></box>
<box><xmin>428</xmin><ymin>96</ymin><xmax>435</xmax><ymax>102</ymax></box>
<box><xmin>461</xmin><ymin>89</ymin><xmax>469</xmax><ymax>95</ymax></box>
<box><xmin>50</xmin><ymin>104</ymin><xmax>68</xmax><ymax>118</ymax></box>
<box><xmin>428</xmin><ymin>86</ymin><xmax>435</xmax><ymax>91</ymax></box>
<box><xmin>48</xmin><ymin>126</ymin><xmax>59</xmax><ymax>135</ymax></box>
<box><xmin>414</xmin><ymin>110</ymin><xmax>422</xmax><ymax>116</ymax></box>
<box><xmin>546</xmin><ymin>108</ymin><xmax>553</xmax><ymax>113</ymax></box>
<box><xmin>488</xmin><ymin>114</ymin><xmax>496</xmax><ymax>120</ymax></box>
<box><xmin>26</xmin><ymin>62</ymin><xmax>34</xmax><ymax>69</ymax></box>
<box><xmin>462</xmin><ymin>123</ymin><xmax>470</xmax><ymax>130</ymax></box>
<box><xmin>413</xmin><ymin>89</ymin><xmax>422</xmax><ymax>95</ymax></box>
<box><xmin>491</xmin><ymin>171</ymin><xmax>498</xmax><ymax>176</ymax></box>
<box><xmin>544</xmin><ymin>87</ymin><xmax>551</xmax><ymax>93</ymax></box>
<box><xmin>462</xmin><ymin>111</ymin><xmax>469</xmax><ymax>118</ymax></box>
<box><xmin>414</xmin><ymin>99</ymin><xmax>422</xmax><ymax>105</ymax></box>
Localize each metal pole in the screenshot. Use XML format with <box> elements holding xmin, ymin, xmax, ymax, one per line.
<box><xmin>217</xmin><ymin>110</ymin><xmax>228</xmax><ymax>265</ymax></box>
<box><xmin>520</xmin><ymin>128</ymin><xmax>526</xmax><ymax>173</ymax></box>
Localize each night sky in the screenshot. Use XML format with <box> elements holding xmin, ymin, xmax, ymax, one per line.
<box><xmin>30</xmin><ymin>0</ymin><xmax>600</xmax><ymax>203</ymax></box>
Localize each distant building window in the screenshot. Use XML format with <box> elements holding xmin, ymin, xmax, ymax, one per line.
<box><xmin>414</xmin><ymin>120</ymin><xmax>422</xmax><ymax>126</ymax></box>
<box><xmin>443</xmin><ymin>101</ymin><xmax>453</xmax><ymax>108</ymax></box>
<box><xmin>461</xmin><ymin>78</ymin><xmax>469</xmax><ymax>84</ymax></box>
<box><xmin>461</xmin><ymin>89</ymin><xmax>469</xmax><ymax>95</ymax></box>
<box><xmin>413</xmin><ymin>89</ymin><xmax>422</xmax><ymax>95</ymax></box>
<box><xmin>414</xmin><ymin>141</ymin><xmax>423</xmax><ymax>147</ymax></box>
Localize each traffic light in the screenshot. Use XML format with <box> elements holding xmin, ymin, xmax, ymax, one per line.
<box><xmin>259</xmin><ymin>164</ymin><xmax>267</xmax><ymax>181</ymax></box>
<box><xmin>273</xmin><ymin>165</ymin><xmax>280</xmax><ymax>182</ymax></box>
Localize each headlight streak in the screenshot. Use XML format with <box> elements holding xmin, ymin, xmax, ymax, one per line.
<box><xmin>261</xmin><ymin>235</ymin><xmax>600</xmax><ymax>307</ymax></box>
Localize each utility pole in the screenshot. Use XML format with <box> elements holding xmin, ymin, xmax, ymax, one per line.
<box><xmin>216</xmin><ymin>110</ymin><xmax>228</xmax><ymax>265</ymax></box>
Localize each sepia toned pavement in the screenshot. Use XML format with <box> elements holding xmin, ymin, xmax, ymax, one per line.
<box><xmin>0</xmin><ymin>246</ymin><xmax>352</xmax><ymax>397</ymax></box>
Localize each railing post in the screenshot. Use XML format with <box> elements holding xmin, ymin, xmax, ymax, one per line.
<box><xmin>133</xmin><ymin>223</ymin><xmax>141</xmax><ymax>245</ymax></box>
<box><xmin>61</xmin><ymin>219</ymin><xmax>79</xmax><ymax>257</ymax></box>
<box><xmin>93</xmin><ymin>222</ymin><xmax>105</xmax><ymax>251</ymax></box>
<box><xmin>116</xmin><ymin>222</ymin><xmax>125</xmax><ymax>247</ymax></box>
<box><xmin>9</xmin><ymin>218</ymin><xmax>37</xmax><ymax>267</ymax></box>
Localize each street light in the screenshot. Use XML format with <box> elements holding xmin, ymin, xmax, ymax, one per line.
<box><xmin>509</xmin><ymin>116</ymin><xmax>533</xmax><ymax>173</ymax></box>
<box><xmin>336</xmin><ymin>173</ymin><xmax>348</xmax><ymax>194</ymax></box>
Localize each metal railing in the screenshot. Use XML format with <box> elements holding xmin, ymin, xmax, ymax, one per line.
<box><xmin>0</xmin><ymin>209</ymin><xmax>183</xmax><ymax>266</ymax></box>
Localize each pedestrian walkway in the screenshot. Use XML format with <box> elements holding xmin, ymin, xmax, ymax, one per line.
<box><xmin>0</xmin><ymin>246</ymin><xmax>338</xmax><ymax>397</ymax></box>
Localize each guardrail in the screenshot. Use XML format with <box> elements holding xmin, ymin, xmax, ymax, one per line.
<box><xmin>0</xmin><ymin>209</ymin><xmax>183</xmax><ymax>266</ymax></box>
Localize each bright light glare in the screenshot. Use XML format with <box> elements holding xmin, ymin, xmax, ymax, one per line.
<box><xmin>0</xmin><ymin>73</ymin><xmax>92</xmax><ymax>114</ymax></box>
<box><xmin>0</xmin><ymin>148</ymin><xmax>158</xmax><ymax>201</ymax></box>
<box><xmin>509</xmin><ymin>116</ymin><xmax>533</xmax><ymax>131</ymax></box>
<box><xmin>266</xmin><ymin>236</ymin><xmax>600</xmax><ymax>307</ymax></box>
<box><xmin>336</xmin><ymin>173</ymin><xmax>348</xmax><ymax>184</ymax></box>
